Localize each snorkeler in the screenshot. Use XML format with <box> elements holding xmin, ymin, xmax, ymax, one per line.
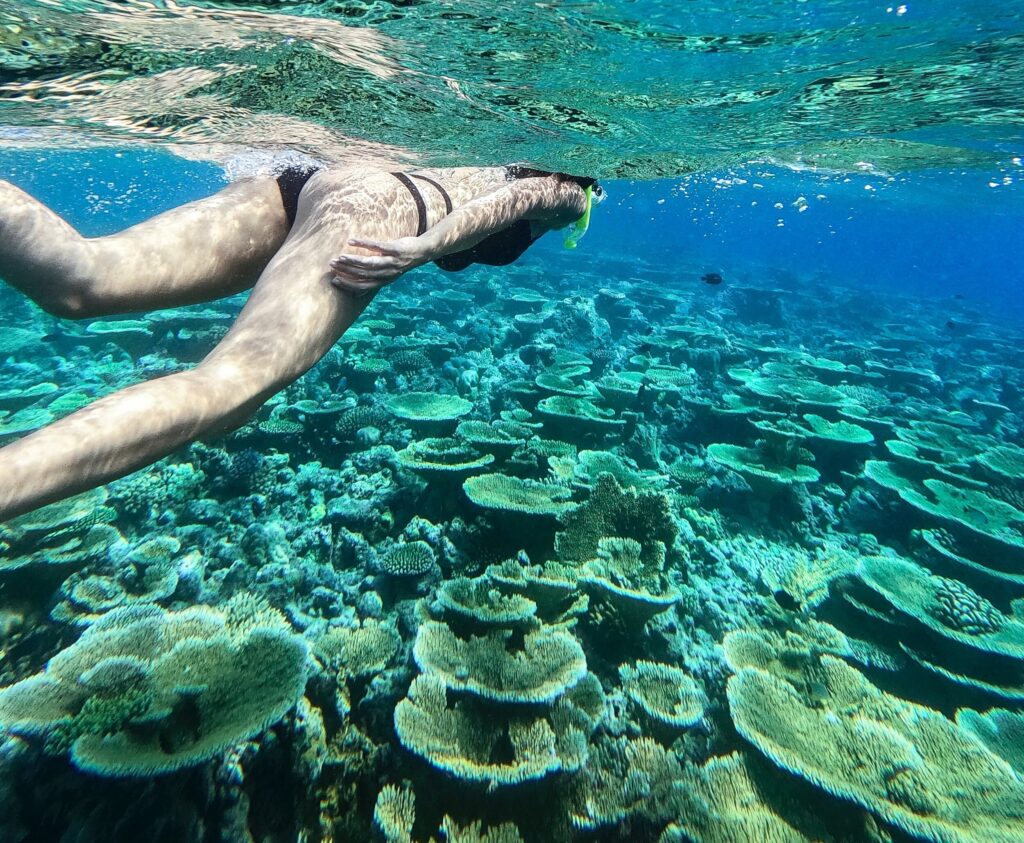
<box><xmin>0</xmin><ymin>164</ymin><xmax>604</xmax><ymax>520</ymax></box>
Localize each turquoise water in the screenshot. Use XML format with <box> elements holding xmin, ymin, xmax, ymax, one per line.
<box><xmin>1</xmin><ymin>2</ymin><xmax>1024</xmax><ymax>842</ymax></box>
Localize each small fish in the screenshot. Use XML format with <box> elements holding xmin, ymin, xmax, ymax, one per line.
<box><xmin>701</xmin><ymin>272</ymin><xmax>724</xmax><ymax>286</ymax></box>
<box><xmin>945</xmin><ymin>320</ymin><xmax>956</xmax><ymax>331</ymax></box>
<box><xmin>953</xmin><ymin>293</ymin><xmax>965</xmax><ymax>300</ymax></box>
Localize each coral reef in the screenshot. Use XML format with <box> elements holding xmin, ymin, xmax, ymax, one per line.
<box><xmin>2</xmin><ymin>223</ymin><xmax>1024</xmax><ymax>842</ymax></box>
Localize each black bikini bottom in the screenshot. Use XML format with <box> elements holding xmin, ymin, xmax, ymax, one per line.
<box><xmin>275</xmin><ymin>165</ymin><xmax>321</xmax><ymax>228</ymax></box>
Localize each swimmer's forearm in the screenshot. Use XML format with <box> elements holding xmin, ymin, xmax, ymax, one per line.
<box><xmin>0</xmin><ymin>368</ymin><xmax>260</xmax><ymax>521</ymax></box>
<box><xmin>421</xmin><ymin>180</ymin><xmax>585</xmax><ymax>258</ymax></box>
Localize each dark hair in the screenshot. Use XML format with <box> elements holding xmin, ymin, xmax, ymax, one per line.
<box><xmin>505</xmin><ymin>164</ymin><xmax>596</xmax><ymax>190</ymax></box>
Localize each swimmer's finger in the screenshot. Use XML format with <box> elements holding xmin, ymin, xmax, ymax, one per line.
<box><xmin>329</xmin><ymin>274</ymin><xmax>382</xmax><ymax>293</ymax></box>
<box><xmin>329</xmin><ymin>258</ymin><xmax>401</xmax><ymax>281</ymax></box>
<box><xmin>346</xmin><ymin>237</ymin><xmax>393</xmax><ymax>255</ymax></box>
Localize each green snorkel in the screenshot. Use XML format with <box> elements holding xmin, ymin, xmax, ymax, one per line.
<box><xmin>563</xmin><ymin>185</ymin><xmax>594</xmax><ymax>249</ymax></box>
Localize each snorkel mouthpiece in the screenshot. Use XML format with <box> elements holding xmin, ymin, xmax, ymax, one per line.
<box><xmin>563</xmin><ymin>185</ymin><xmax>594</xmax><ymax>249</ymax></box>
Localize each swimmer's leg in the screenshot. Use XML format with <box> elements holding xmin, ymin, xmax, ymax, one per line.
<box><xmin>0</xmin><ymin>177</ymin><xmax>292</xmax><ymax>318</ymax></box>
<box><xmin>0</xmin><ymin>213</ymin><xmax>376</xmax><ymax>521</ymax></box>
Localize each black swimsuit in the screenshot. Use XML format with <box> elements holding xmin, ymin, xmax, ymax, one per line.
<box><xmin>275</xmin><ymin>164</ymin><xmax>543</xmax><ymax>271</ymax></box>
<box><xmin>275</xmin><ymin>165</ymin><xmax>321</xmax><ymax>228</ymax></box>
<box><xmin>389</xmin><ymin>168</ymin><xmax>543</xmax><ymax>273</ymax></box>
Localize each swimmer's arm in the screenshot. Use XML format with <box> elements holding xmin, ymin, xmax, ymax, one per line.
<box><xmin>329</xmin><ymin>179</ymin><xmax>585</xmax><ymax>291</ymax></box>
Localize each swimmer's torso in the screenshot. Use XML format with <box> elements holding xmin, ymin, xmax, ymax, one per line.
<box><xmin>292</xmin><ymin>166</ymin><xmax>508</xmax><ymax>242</ymax></box>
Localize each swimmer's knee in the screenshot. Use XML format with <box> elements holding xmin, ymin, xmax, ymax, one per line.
<box><xmin>37</xmin><ymin>291</ymin><xmax>103</xmax><ymax>320</ymax></box>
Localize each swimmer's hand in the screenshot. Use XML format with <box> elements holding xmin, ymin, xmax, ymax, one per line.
<box><xmin>329</xmin><ymin>237</ymin><xmax>428</xmax><ymax>293</ymax></box>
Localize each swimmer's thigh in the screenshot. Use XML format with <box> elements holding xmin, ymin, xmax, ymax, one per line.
<box><xmin>197</xmin><ymin>218</ymin><xmax>377</xmax><ymax>399</ymax></box>
<box><xmin>0</xmin><ymin>176</ymin><xmax>292</xmax><ymax>318</ymax></box>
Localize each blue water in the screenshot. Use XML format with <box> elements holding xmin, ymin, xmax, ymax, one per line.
<box><xmin>4</xmin><ymin>147</ymin><xmax>1022</xmax><ymax>321</ymax></box>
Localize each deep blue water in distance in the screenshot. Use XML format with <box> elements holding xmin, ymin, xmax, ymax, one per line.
<box><xmin>1</xmin><ymin>147</ymin><xmax>1021</xmax><ymax>325</ymax></box>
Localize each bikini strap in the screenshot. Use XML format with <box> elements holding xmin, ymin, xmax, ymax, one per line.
<box><xmin>390</xmin><ymin>172</ymin><xmax>428</xmax><ymax>236</ymax></box>
<box><xmin>409</xmin><ymin>173</ymin><xmax>453</xmax><ymax>214</ymax></box>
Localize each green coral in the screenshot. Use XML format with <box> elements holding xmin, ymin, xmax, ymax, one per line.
<box><xmin>593</xmin><ymin>372</ymin><xmax>645</xmax><ymax>410</ymax></box>
<box><xmin>439</xmin><ymin>816</ymin><xmax>525</xmax><ymax>843</ymax></box>
<box><xmin>663</xmin><ymin>751</ymin><xmax>837</xmax><ymax>843</ymax></box>
<box><xmin>619</xmin><ymin>660</ymin><xmax>704</xmax><ymax>730</ymax></box>
<box><xmin>398</xmin><ymin>437</ymin><xmax>494</xmax><ymax>479</ymax></box>
<box><xmin>707</xmin><ymin>442</ymin><xmax>819</xmax><ymax>488</ymax></box>
<box><xmin>393</xmin><ymin>674</ymin><xmax>590</xmax><ymax>788</ymax></box>
<box><xmin>956</xmin><ymin>708</ymin><xmax>1024</xmax><ymax>775</ymax></box>
<box><xmin>859</xmin><ymin>553</ymin><xmax>1024</xmax><ymax>658</ymax></box>
<box><xmin>916</xmin><ymin>527</ymin><xmax>1024</xmax><ymax>588</ymax></box>
<box><xmin>387</xmin><ymin>392</ymin><xmax>473</xmax><ymax>424</ymax></box>
<box><xmin>463</xmin><ymin>473</ymin><xmax>574</xmax><ymax>517</ymax></box>
<box><xmin>373</xmin><ymin>783</ymin><xmax>416</xmax><ymax>843</ymax></box>
<box><xmin>579</xmin><ymin>537</ymin><xmax>679</xmax><ymax>632</ymax></box>
<box><xmin>567</xmin><ymin>735</ymin><xmax>686</xmax><ymax>831</ymax></box>
<box><xmin>536</xmin><ymin>395</ymin><xmax>625</xmax><ymax>435</ymax></box>
<box><xmin>0</xmin><ymin>598</ymin><xmax>308</xmax><ymax>776</ymax></box>
<box><xmin>727</xmin><ymin>653</ymin><xmax>1024</xmax><ymax>843</ymax></box>
<box><xmin>555</xmin><ymin>474</ymin><xmax>679</xmax><ymax>569</ymax></box>
<box><xmin>314</xmin><ymin>618</ymin><xmax>400</xmax><ymax>679</ymax></box>
<box><xmin>535</xmin><ymin>372</ymin><xmax>593</xmax><ymax>397</ymax></box>
<box><xmin>412</xmin><ymin>620</ymin><xmax>586</xmax><ymax>704</ymax></box>
<box><xmin>977</xmin><ymin>445</ymin><xmax>1024</xmax><ymax>482</ymax></box>
<box><xmin>336</xmin><ymin>405</ymin><xmax>388</xmax><ymax>438</ymax></box>
<box><xmin>436</xmin><ymin>576</ymin><xmax>539</xmax><ymax>629</ymax></box>
<box><xmin>486</xmin><ymin>559</ymin><xmax>583</xmax><ymax>622</ymax></box>
<box><xmin>553</xmin><ymin>449</ymin><xmax>667</xmax><ymax>491</ymax></box>
<box><xmin>799</xmin><ymin>413</ymin><xmax>873</xmax><ymax>446</ymax></box>
<box><xmin>1</xmin><ymin>489</ymin><xmax>118</xmax><ymax>572</ymax></box>
<box><xmin>456</xmin><ymin>420</ymin><xmax>524</xmax><ymax>457</ymax></box>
